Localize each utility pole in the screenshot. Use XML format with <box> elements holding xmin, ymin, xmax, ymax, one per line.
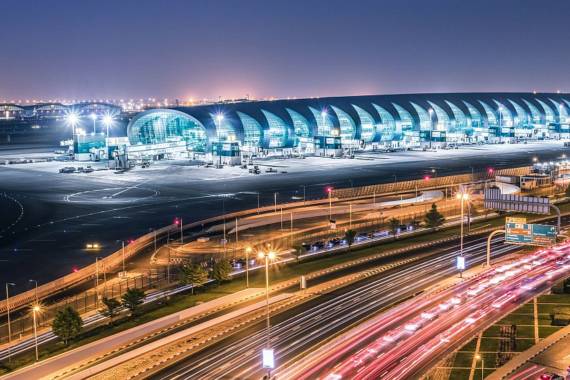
<box><xmin>5</xmin><ymin>283</ymin><xmax>14</xmax><ymax>363</ymax></box>
<box><xmin>154</xmin><ymin>229</ymin><xmax>157</xmax><ymax>254</ymax></box>
<box><xmin>122</xmin><ymin>241</ymin><xmax>126</xmax><ymax>273</ymax></box>
<box><xmin>95</xmin><ymin>258</ymin><xmax>100</xmax><ymax>308</ymax></box>
<box><xmin>167</xmin><ymin>246</ymin><xmax>171</xmax><ymax>283</ymax></box>
<box><xmin>274</xmin><ymin>193</ymin><xmax>277</xmax><ymax>212</ymax></box>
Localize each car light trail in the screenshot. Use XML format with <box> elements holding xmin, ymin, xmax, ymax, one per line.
<box><xmin>288</xmin><ymin>241</ymin><xmax>570</xmax><ymax>380</ymax></box>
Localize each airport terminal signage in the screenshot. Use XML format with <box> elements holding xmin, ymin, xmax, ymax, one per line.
<box><xmin>419</xmin><ymin>130</ymin><xmax>446</xmax><ymax>142</ymax></box>
<box><xmin>314</xmin><ymin>136</ymin><xmax>341</xmax><ymax>149</ymax></box>
<box><xmin>548</xmin><ymin>123</ymin><xmax>570</xmax><ymax>133</ymax></box>
<box><xmin>489</xmin><ymin>126</ymin><xmax>515</xmax><ymax>137</ymax></box>
<box><xmin>484</xmin><ymin>188</ymin><xmax>550</xmax><ymax>214</ymax></box>
<box><xmin>211</xmin><ymin>142</ymin><xmax>240</xmax><ymax>157</ymax></box>
<box><xmin>505</xmin><ymin>217</ymin><xmax>556</xmax><ymax>246</ymax></box>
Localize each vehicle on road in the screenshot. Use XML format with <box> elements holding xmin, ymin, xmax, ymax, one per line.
<box><xmin>540</xmin><ymin>373</ymin><xmax>564</xmax><ymax>380</ymax></box>
<box><xmin>59</xmin><ymin>166</ymin><xmax>76</xmax><ymax>173</ymax></box>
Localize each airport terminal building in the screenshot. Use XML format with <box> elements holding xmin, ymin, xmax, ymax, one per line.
<box><xmin>6</xmin><ymin>93</ymin><xmax>569</xmax><ymax>163</ymax></box>
<box><xmin>124</xmin><ymin>92</ymin><xmax>570</xmax><ymax>162</ymax></box>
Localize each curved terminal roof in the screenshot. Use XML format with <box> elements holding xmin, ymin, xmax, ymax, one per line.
<box><xmin>127</xmin><ymin>92</ymin><xmax>570</xmax><ymax>149</ymax></box>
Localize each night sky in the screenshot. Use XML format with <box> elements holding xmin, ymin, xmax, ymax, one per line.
<box><xmin>1</xmin><ymin>0</ymin><xmax>569</xmax><ymax>101</ymax></box>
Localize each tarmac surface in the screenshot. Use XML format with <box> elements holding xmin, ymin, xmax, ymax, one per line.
<box><xmin>0</xmin><ymin>141</ymin><xmax>568</xmax><ymax>294</ymax></box>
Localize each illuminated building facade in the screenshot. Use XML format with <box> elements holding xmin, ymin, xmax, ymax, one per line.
<box><xmin>122</xmin><ymin>92</ymin><xmax>570</xmax><ymax>158</ymax></box>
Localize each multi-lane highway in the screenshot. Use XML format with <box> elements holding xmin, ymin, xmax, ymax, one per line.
<box><xmin>285</xmin><ymin>243</ymin><xmax>570</xmax><ymax>380</ymax></box>
<box><xmin>150</xmin><ymin>235</ymin><xmax>520</xmax><ymax>379</ymax></box>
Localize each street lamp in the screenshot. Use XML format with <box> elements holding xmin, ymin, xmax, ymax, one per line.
<box><xmin>456</xmin><ymin>190</ymin><xmax>470</xmax><ymax>278</ymax></box>
<box><xmin>245</xmin><ymin>246</ymin><xmax>252</xmax><ymax>288</ymax></box>
<box><xmin>326</xmin><ymin>187</ymin><xmax>333</xmax><ymax>220</ymax></box>
<box><xmin>32</xmin><ymin>305</ymin><xmax>41</xmax><ymax>361</ymax></box>
<box><xmin>95</xmin><ymin>257</ymin><xmax>105</xmax><ymax>307</ymax></box>
<box><xmin>65</xmin><ymin>111</ymin><xmax>80</xmax><ymax>148</ymax></box>
<box><xmin>475</xmin><ymin>354</ymin><xmax>484</xmax><ymax>379</ymax></box>
<box><xmin>258</xmin><ymin>250</ymin><xmax>276</xmax><ymax>378</ymax></box>
<box><xmin>121</xmin><ymin>241</ymin><xmax>126</xmax><ymax>273</ymax></box>
<box><xmin>90</xmin><ymin>113</ymin><xmax>97</xmax><ymax>133</ymax></box>
<box><xmin>102</xmin><ymin>114</ymin><xmax>113</xmax><ymax>141</ymax></box>
<box><xmin>174</xmin><ymin>217</ymin><xmax>184</xmax><ymax>244</ymax></box>
<box><xmin>274</xmin><ymin>192</ymin><xmax>278</xmax><ymax>213</ymax></box>
<box><xmin>5</xmin><ymin>282</ymin><xmax>15</xmax><ymax>362</ymax></box>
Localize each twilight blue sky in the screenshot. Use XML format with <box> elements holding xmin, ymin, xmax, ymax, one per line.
<box><xmin>0</xmin><ymin>0</ymin><xmax>569</xmax><ymax>100</ymax></box>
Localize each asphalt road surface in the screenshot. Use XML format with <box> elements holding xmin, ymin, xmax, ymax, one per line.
<box><xmin>0</xmin><ymin>142</ymin><xmax>567</xmax><ymax>294</ymax></box>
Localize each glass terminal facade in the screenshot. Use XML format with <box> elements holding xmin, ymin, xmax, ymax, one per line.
<box><xmin>124</xmin><ymin>92</ymin><xmax>570</xmax><ymax>158</ymax></box>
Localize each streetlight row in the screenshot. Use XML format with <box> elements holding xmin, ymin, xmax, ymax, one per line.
<box><xmin>65</xmin><ymin>111</ymin><xmax>115</xmax><ymax>138</ymax></box>
<box><xmin>5</xmin><ymin>280</ymin><xmax>41</xmax><ymax>362</ymax></box>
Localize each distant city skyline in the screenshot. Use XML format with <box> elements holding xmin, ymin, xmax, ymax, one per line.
<box><xmin>1</xmin><ymin>0</ymin><xmax>569</xmax><ymax>100</ymax></box>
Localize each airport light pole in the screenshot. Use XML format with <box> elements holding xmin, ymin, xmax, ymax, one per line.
<box><xmin>65</xmin><ymin>112</ymin><xmax>79</xmax><ymax>153</ymax></box>
<box><xmin>32</xmin><ymin>305</ymin><xmax>41</xmax><ymax>361</ymax></box>
<box><xmin>258</xmin><ymin>250</ymin><xmax>276</xmax><ymax>379</ymax></box>
<box><xmin>5</xmin><ymin>282</ymin><xmax>15</xmax><ymax>362</ymax></box>
<box><xmin>102</xmin><ymin>114</ymin><xmax>113</xmax><ymax>141</ymax></box>
<box><xmin>90</xmin><ymin>113</ymin><xmax>97</xmax><ymax>133</ymax></box>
